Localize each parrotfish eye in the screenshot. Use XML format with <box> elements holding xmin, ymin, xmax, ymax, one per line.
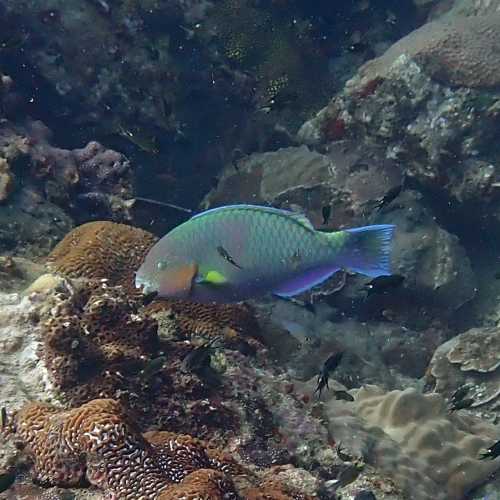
<box><xmin>157</xmin><ymin>260</ymin><xmax>168</xmax><ymax>271</ymax></box>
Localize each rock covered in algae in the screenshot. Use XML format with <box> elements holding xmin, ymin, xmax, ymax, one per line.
<box><xmin>428</xmin><ymin>325</ymin><xmax>500</xmax><ymax>417</ymax></box>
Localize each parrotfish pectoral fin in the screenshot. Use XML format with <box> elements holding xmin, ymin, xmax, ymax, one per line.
<box><xmin>273</xmin><ymin>265</ymin><xmax>341</xmax><ymax>298</ymax></box>
<box><xmin>339</xmin><ymin>224</ymin><xmax>395</xmax><ymax>278</ymax></box>
<box><xmin>196</xmin><ymin>270</ymin><xmax>227</xmax><ymax>285</ymax></box>
<box><xmin>158</xmin><ymin>262</ymin><xmax>198</xmax><ymax>297</ymax></box>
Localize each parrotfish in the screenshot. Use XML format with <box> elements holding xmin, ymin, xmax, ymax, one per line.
<box><xmin>135</xmin><ymin>204</ymin><xmax>395</xmax><ymax>304</ymax></box>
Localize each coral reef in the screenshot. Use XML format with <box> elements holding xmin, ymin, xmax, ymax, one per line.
<box><xmin>41</xmin><ymin>278</ymin><xmax>158</xmax><ymax>396</ymax></box>
<box><xmin>46</xmin><ymin>220</ymin><xmax>157</xmax><ymax>294</ymax></box>
<box><xmin>326</xmin><ymin>386</ymin><xmax>500</xmax><ymax>500</ymax></box>
<box><xmin>297</xmin><ymin>15</ymin><xmax>500</xmax><ymax>230</ymax></box>
<box><xmin>0</xmin><ymin>113</ymin><xmax>136</xmax><ymax>223</ymax></box>
<box><xmin>5</xmin><ymin>397</ymin><xmax>315</xmax><ymax>499</ymax></box>
<box><xmin>5</xmin><ymin>398</ymin><xmax>236</xmax><ymax>498</ymax></box>
<box><xmin>0</xmin><ymin>74</ymin><xmax>140</xmax><ymax>255</ymax></box>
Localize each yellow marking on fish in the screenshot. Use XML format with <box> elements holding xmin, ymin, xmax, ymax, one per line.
<box><xmin>203</xmin><ymin>270</ymin><xmax>227</xmax><ymax>285</ymax></box>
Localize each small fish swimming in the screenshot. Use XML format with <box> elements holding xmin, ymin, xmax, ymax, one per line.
<box><xmin>315</xmin><ymin>351</ymin><xmax>344</xmax><ymax>398</ymax></box>
<box><xmin>479</xmin><ymin>440</ymin><xmax>500</xmax><ymax>460</ymax></box>
<box><xmin>135</xmin><ymin>204</ymin><xmax>395</xmax><ymax>303</ymax></box>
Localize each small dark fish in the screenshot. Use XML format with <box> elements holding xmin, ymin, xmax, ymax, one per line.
<box><xmin>375</xmin><ymin>185</ymin><xmax>403</xmax><ymax>211</ymax></box>
<box><xmin>142</xmin><ymin>290</ymin><xmax>158</xmax><ymax>306</ymax></box>
<box><xmin>336</xmin><ymin>464</ymin><xmax>361</xmax><ymax>488</ymax></box>
<box><xmin>181</xmin><ymin>338</ymin><xmax>220</xmax><ymax>373</ymax></box>
<box><xmin>217</xmin><ymin>245</ymin><xmax>243</xmax><ymax>269</ymax></box>
<box><xmin>451</xmin><ymin>385</ymin><xmax>470</xmax><ymax>404</ymax></box>
<box><xmin>231</xmin><ymin>148</ymin><xmax>245</xmax><ymax>170</ymax></box>
<box><xmin>314</xmin><ymin>351</ymin><xmax>344</xmax><ymax>398</ymax></box>
<box><xmin>333</xmin><ymin>390</ymin><xmax>354</xmax><ymax>402</ymax></box>
<box><xmin>337</xmin><ymin>443</ymin><xmax>354</xmax><ymax>462</ymax></box>
<box><xmin>117</xmin><ymin>125</ymin><xmax>160</xmax><ymax>154</ymax></box>
<box><xmin>140</xmin><ymin>356</ymin><xmax>167</xmax><ymax>382</ymax></box>
<box><xmin>363</xmin><ymin>274</ymin><xmax>404</xmax><ymax>296</ymax></box>
<box><xmin>0</xmin><ymin>407</ymin><xmax>7</xmax><ymax>429</ymax></box>
<box><xmin>325</xmin><ymin>351</ymin><xmax>344</xmax><ymax>372</ymax></box>
<box><xmin>449</xmin><ymin>397</ymin><xmax>474</xmax><ymax>412</ymax></box>
<box><xmin>322</xmin><ymin>205</ymin><xmax>332</xmax><ymax>225</ymax></box>
<box><xmin>479</xmin><ymin>440</ymin><xmax>500</xmax><ymax>460</ymax></box>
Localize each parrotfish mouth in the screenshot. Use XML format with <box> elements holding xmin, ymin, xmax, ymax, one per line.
<box><xmin>135</xmin><ymin>272</ymin><xmax>153</xmax><ymax>294</ymax></box>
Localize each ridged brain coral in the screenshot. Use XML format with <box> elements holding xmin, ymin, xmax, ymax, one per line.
<box><xmin>46</xmin><ymin>220</ymin><xmax>158</xmax><ymax>294</ymax></box>
<box><xmin>8</xmin><ymin>399</ymin><xmax>239</xmax><ymax>499</ymax></box>
<box><xmin>7</xmin><ymin>398</ymin><xmax>311</xmax><ymax>499</ymax></box>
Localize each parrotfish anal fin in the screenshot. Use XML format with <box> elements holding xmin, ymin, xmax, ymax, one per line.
<box><xmin>273</xmin><ymin>265</ymin><xmax>340</xmax><ymax>298</ymax></box>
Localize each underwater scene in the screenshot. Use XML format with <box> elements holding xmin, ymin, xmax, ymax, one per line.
<box><xmin>1</xmin><ymin>0</ymin><xmax>500</xmax><ymax>499</ymax></box>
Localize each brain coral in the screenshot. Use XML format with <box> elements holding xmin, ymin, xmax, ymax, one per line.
<box><xmin>146</xmin><ymin>298</ymin><xmax>262</xmax><ymax>344</ymax></box>
<box><xmin>6</xmin><ymin>398</ymin><xmax>311</xmax><ymax>499</ymax></box>
<box><xmin>46</xmin><ymin>220</ymin><xmax>158</xmax><ymax>294</ymax></box>
<box><xmin>358</xmin><ymin>13</ymin><xmax>500</xmax><ymax>88</ymax></box>
<box><xmin>326</xmin><ymin>386</ymin><xmax>500</xmax><ymax>500</ymax></box>
<box><xmin>7</xmin><ymin>399</ymin><xmax>239</xmax><ymax>499</ymax></box>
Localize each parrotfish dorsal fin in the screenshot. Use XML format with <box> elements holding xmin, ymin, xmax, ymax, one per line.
<box><xmin>190</xmin><ymin>204</ymin><xmax>315</xmax><ymax>230</ymax></box>
<box><xmin>287</xmin><ymin>211</ymin><xmax>314</xmax><ymax>230</ymax></box>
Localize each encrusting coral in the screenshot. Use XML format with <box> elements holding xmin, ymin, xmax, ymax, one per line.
<box><xmin>41</xmin><ymin>278</ymin><xmax>158</xmax><ymax>397</ymax></box>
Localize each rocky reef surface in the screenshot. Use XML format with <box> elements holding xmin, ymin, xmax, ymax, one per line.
<box><xmin>1</xmin><ymin>0</ymin><xmax>500</xmax><ymax>499</ymax></box>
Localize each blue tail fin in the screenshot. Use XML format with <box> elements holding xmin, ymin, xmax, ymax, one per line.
<box><xmin>335</xmin><ymin>224</ymin><xmax>395</xmax><ymax>278</ymax></box>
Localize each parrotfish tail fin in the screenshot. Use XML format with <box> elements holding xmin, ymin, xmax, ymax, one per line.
<box><xmin>335</xmin><ymin>224</ymin><xmax>395</xmax><ymax>278</ymax></box>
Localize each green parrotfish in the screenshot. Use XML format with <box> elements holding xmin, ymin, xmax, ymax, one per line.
<box><xmin>135</xmin><ymin>204</ymin><xmax>395</xmax><ymax>303</ymax></box>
